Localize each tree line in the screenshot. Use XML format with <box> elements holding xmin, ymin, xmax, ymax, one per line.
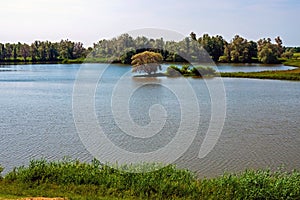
<box><xmin>0</xmin><ymin>40</ymin><xmax>86</xmax><ymax>62</ymax></box>
<box><xmin>1</xmin><ymin>33</ymin><xmax>299</xmax><ymax>64</ymax></box>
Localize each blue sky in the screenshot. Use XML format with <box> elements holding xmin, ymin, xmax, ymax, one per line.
<box><xmin>0</xmin><ymin>0</ymin><xmax>299</xmax><ymax>46</ymax></box>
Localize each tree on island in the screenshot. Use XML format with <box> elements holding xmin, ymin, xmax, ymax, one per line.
<box><xmin>131</xmin><ymin>51</ymin><xmax>163</xmax><ymax>75</ymax></box>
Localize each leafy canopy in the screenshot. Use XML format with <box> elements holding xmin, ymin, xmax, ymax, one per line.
<box><xmin>131</xmin><ymin>51</ymin><xmax>163</xmax><ymax>74</ymax></box>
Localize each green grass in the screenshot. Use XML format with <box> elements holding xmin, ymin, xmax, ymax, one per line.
<box><xmin>293</xmin><ymin>52</ymin><xmax>300</xmax><ymax>58</ymax></box>
<box><xmin>0</xmin><ymin>159</ymin><xmax>300</xmax><ymax>199</ymax></box>
<box><xmin>221</xmin><ymin>69</ymin><xmax>300</xmax><ymax>81</ymax></box>
<box><xmin>283</xmin><ymin>59</ymin><xmax>300</xmax><ymax>68</ymax></box>
<box><xmin>221</xmin><ymin>59</ymin><xmax>300</xmax><ymax>81</ymax></box>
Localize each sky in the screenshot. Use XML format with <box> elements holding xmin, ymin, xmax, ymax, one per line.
<box><xmin>0</xmin><ymin>0</ymin><xmax>299</xmax><ymax>47</ymax></box>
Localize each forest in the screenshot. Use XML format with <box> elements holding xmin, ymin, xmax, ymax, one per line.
<box><xmin>0</xmin><ymin>32</ymin><xmax>299</xmax><ymax>64</ymax></box>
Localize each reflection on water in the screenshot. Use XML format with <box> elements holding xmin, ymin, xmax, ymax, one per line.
<box><xmin>0</xmin><ymin>64</ymin><xmax>299</xmax><ymax>177</ymax></box>
<box><xmin>132</xmin><ymin>76</ymin><xmax>163</xmax><ymax>83</ymax></box>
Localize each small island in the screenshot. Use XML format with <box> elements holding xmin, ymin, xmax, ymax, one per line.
<box><xmin>128</xmin><ymin>48</ymin><xmax>300</xmax><ymax>81</ymax></box>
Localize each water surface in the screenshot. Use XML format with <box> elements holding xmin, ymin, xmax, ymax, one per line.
<box><xmin>0</xmin><ymin>64</ymin><xmax>299</xmax><ymax>177</ymax></box>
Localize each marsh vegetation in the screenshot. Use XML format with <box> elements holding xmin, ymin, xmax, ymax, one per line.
<box><xmin>1</xmin><ymin>159</ymin><xmax>300</xmax><ymax>200</ymax></box>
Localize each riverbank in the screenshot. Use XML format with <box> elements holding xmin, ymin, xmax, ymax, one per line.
<box><xmin>220</xmin><ymin>68</ymin><xmax>300</xmax><ymax>81</ymax></box>
<box><xmin>0</xmin><ymin>58</ymin><xmax>85</xmax><ymax>65</ymax></box>
<box><xmin>1</xmin><ymin>58</ymin><xmax>300</xmax><ymax>81</ymax></box>
<box><xmin>220</xmin><ymin>59</ymin><xmax>300</xmax><ymax>81</ymax></box>
<box><xmin>0</xmin><ymin>159</ymin><xmax>299</xmax><ymax>200</ymax></box>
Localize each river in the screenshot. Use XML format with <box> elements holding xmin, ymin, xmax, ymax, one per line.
<box><xmin>0</xmin><ymin>63</ymin><xmax>299</xmax><ymax>177</ymax></box>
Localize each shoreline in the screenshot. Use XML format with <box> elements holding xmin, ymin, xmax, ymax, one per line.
<box><xmin>1</xmin><ymin>60</ymin><xmax>299</xmax><ymax>81</ymax></box>
<box><xmin>220</xmin><ymin>60</ymin><xmax>300</xmax><ymax>81</ymax></box>
<box><xmin>0</xmin><ymin>58</ymin><xmax>298</xmax><ymax>67</ymax></box>
<box><xmin>1</xmin><ymin>60</ymin><xmax>298</xmax><ymax>68</ymax></box>
<box><xmin>0</xmin><ymin>159</ymin><xmax>299</xmax><ymax>199</ymax></box>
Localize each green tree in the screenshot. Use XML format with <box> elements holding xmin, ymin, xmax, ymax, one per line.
<box><xmin>20</xmin><ymin>43</ymin><xmax>30</xmax><ymax>61</ymax></box>
<box><xmin>257</xmin><ymin>38</ymin><xmax>279</xmax><ymax>64</ymax></box>
<box><xmin>190</xmin><ymin>32</ymin><xmax>197</xmax><ymax>41</ymax></box>
<box><xmin>5</xmin><ymin>43</ymin><xmax>13</xmax><ymax>60</ymax></box>
<box><xmin>191</xmin><ymin>66</ymin><xmax>216</xmax><ymax>76</ymax></box>
<box><xmin>229</xmin><ymin>35</ymin><xmax>251</xmax><ymax>62</ymax></box>
<box><xmin>210</xmin><ymin>35</ymin><xmax>227</xmax><ymax>61</ymax></box>
<box><xmin>38</xmin><ymin>42</ymin><xmax>47</xmax><ymax>61</ymax></box>
<box><xmin>73</xmin><ymin>42</ymin><xmax>85</xmax><ymax>59</ymax></box>
<box><xmin>219</xmin><ymin>45</ymin><xmax>231</xmax><ymax>62</ymax></box>
<box><xmin>0</xmin><ymin>43</ymin><xmax>7</xmax><ymax>60</ymax></box>
<box><xmin>282</xmin><ymin>48</ymin><xmax>294</xmax><ymax>59</ymax></box>
<box><xmin>30</xmin><ymin>41</ymin><xmax>40</xmax><ymax>61</ymax></box>
<box><xmin>275</xmin><ymin>36</ymin><xmax>283</xmax><ymax>57</ymax></box>
<box><xmin>48</xmin><ymin>43</ymin><xmax>59</xmax><ymax>61</ymax></box>
<box><xmin>59</xmin><ymin>40</ymin><xmax>74</xmax><ymax>59</ymax></box>
<box><xmin>219</xmin><ymin>35</ymin><xmax>255</xmax><ymax>63</ymax></box>
<box><xmin>120</xmin><ymin>50</ymin><xmax>136</xmax><ymax>64</ymax></box>
<box><xmin>131</xmin><ymin>51</ymin><xmax>163</xmax><ymax>74</ymax></box>
<box><xmin>12</xmin><ymin>45</ymin><xmax>18</xmax><ymax>60</ymax></box>
<box><xmin>197</xmin><ymin>33</ymin><xmax>226</xmax><ymax>61</ymax></box>
<box><xmin>248</xmin><ymin>41</ymin><xmax>258</xmax><ymax>60</ymax></box>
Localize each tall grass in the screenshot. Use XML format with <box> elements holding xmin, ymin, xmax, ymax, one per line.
<box><xmin>1</xmin><ymin>159</ymin><xmax>300</xmax><ymax>199</ymax></box>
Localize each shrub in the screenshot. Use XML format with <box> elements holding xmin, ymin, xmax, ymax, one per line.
<box><xmin>166</xmin><ymin>65</ymin><xmax>182</xmax><ymax>76</ymax></box>
<box><xmin>191</xmin><ymin>66</ymin><xmax>216</xmax><ymax>76</ymax></box>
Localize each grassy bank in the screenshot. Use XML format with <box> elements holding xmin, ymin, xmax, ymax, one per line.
<box><xmin>221</xmin><ymin>68</ymin><xmax>300</xmax><ymax>81</ymax></box>
<box><xmin>2</xmin><ymin>56</ymin><xmax>300</xmax><ymax>81</ymax></box>
<box><xmin>283</xmin><ymin>59</ymin><xmax>300</xmax><ymax>68</ymax></box>
<box><xmin>0</xmin><ymin>159</ymin><xmax>300</xmax><ymax>200</ymax></box>
<box><xmin>221</xmin><ymin>58</ymin><xmax>300</xmax><ymax>81</ymax></box>
<box><xmin>193</xmin><ymin>54</ymin><xmax>300</xmax><ymax>81</ymax></box>
<box><xmin>134</xmin><ymin>60</ymin><xmax>300</xmax><ymax>80</ymax></box>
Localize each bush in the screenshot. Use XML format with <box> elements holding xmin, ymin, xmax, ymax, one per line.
<box><xmin>191</xmin><ymin>66</ymin><xmax>216</xmax><ymax>76</ymax></box>
<box><xmin>219</xmin><ymin>55</ymin><xmax>229</xmax><ymax>62</ymax></box>
<box><xmin>166</xmin><ymin>65</ymin><xmax>182</xmax><ymax>76</ymax></box>
<box><xmin>167</xmin><ymin>65</ymin><xmax>216</xmax><ymax>77</ymax></box>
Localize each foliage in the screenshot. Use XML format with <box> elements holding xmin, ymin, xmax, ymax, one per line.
<box><xmin>0</xmin><ymin>33</ymin><xmax>298</xmax><ymax>66</ymax></box>
<box><xmin>294</xmin><ymin>47</ymin><xmax>300</xmax><ymax>53</ymax></box>
<box><xmin>257</xmin><ymin>37</ymin><xmax>282</xmax><ymax>64</ymax></box>
<box><xmin>131</xmin><ymin>51</ymin><xmax>163</xmax><ymax>74</ymax></box>
<box><xmin>1</xmin><ymin>159</ymin><xmax>300</xmax><ymax>199</ymax></box>
<box><xmin>166</xmin><ymin>65</ymin><xmax>182</xmax><ymax>76</ymax></box>
<box><xmin>91</xmin><ymin>33</ymin><xmax>209</xmax><ymax>64</ymax></box>
<box><xmin>166</xmin><ymin>65</ymin><xmax>216</xmax><ymax>77</ymax></box>
<box><xmin>220</xmin><ymin>35</ymin><xmax>257</xmax><ymax>63</ymax></box>
<box><xmin>282</xmin><ymin>49</ymin><xmax>294</xmax><ymax>59</ymax></box>
<box><xmin>191</xmin><ymin>66</ymin><xmax>216</xmax><ymax>76</ymax></box>
<box><xmin>197</xmin><ymin>33</ymin><xmax>227</xmax><ymax>61</ymax></box>
<box><xmin>0</xmin><ymin>40</ymin><xmax>86</xmax><ymax>62</ymax></box>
